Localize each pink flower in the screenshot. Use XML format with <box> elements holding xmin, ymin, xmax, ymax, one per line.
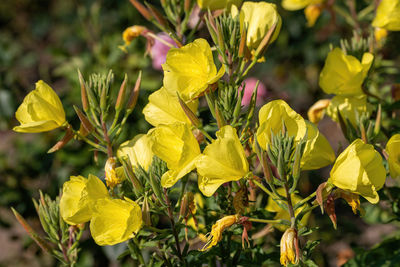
<box><xmin>150</xmin><ymin>33</ymin><xmax>177</xmax><ymax>71</ymax></box>
<box><xmin>239</xmin><ymin>78</ymin><xmax>268</xmax><ymax>107</ymax></box>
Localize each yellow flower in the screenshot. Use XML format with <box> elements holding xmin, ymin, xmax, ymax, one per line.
<box><xmin>280</xmin><ymin>228</ymin><xmax>298</xmax><ymax>266</ymax></box>
<box><xmin>233</xmin><ymin>2</ymin><xmax>281</xmax><ymax>50</ymax></box>
<box><xmin>307</xmin><ymin>99</ymin><xmax>330</xmax><ymax>124</ymax></box>
<box><xmin>201</xmin><ymin>215</ymin><xmax>239</xmax><ymax>251</ymax></box>
<box><xmin>256</xmin><ymin>100</ymin><xmax>335</xmax><ymax>170</ymax></box>
<box><xmin>13</xmin><ymin>80</ymin><xmax>66</xmax><ymax>133</ymax></box>
<box><xmin>266</xmin><ymin>188</ymin><xmax>310</xmax><ymax>232</ymax></box>
<box><xmin>319</xmin><ymin>48</ymin><xmax>374</xmax><ymax>96</ymax></box>
<box><xmin>122</xmin><ymin>25</ymin><xmax>146</xmax><ymax>45</ymax></box>
<box><xmin>149</xmin><ymin>122</ymin><xmax>201</xmax><ymax>188</ymax></box>
<box><xmin>60</xmin><ymin>175</ymin><xmax>109</xmax><ymax>225</ymax></box>
<box><xmin>143</xmin><ymin>87</ymin><xmax>199</xmax><ymax>127</ymax></box>
<box><xmin>282</xmin><ymin>0</ymin><xmax>323</xmax><ymax>10</ymax></box>
<box><xmin>196</xmin><ymin>125</ymin><xmax>249</xmax><ymax>197</ymax></box>
<box><xmin>304</xmin><ymin>4</ymin><xmax>323</xmax><ymax>27</ymax></box>
<box><xmin>386</xmin><ymin>134</ymin><xmax>400</xmax><ymax>178</ymax></box>
<box><xmin>197</xmin><ymin>0</ymin><xmax>243</xmax><ymax>10</ymax></box>
<box><xmin>90</xmin><ymin>197</ymin><xmax>142</xmax><ymax>246</ymax></box>
<box><xmin>105</xmin><ymin>157</ymin><xmax>125</xmax><ymax>188</ymax></box>
<box><xmin>372</xmin><ymin>0</ymin><xmax>400</xmax><ymax>31</ymax></box>
<box><xmin>374</xmin><ymin>28</ymin><xmax>388</xmax><ymax>45</ymax></box>
<box><xmin>163</xmin><ymin>39</ymin><xmax>225</xmax><ymax>101</ymax></box>
<box><xmin>117</xmin><ymin>134</ymin><xmax>154</xmax><ymax>171</ymax></box>
<box><xmin>329</xmin><ymin>139</ymin><xmax>386</xmax><ymax>204</ymax></box>
<box><xmin>326</xmin><ymin>95</ymin><xmax>372</xmax><ymax>127</ymax></box>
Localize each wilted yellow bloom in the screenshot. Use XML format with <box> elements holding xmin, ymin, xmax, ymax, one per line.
<box><xmin>196</xmin><ymin>125</ymin><xmax>249</xmax><ymax>197</ymax></box>
<box><xmin>326</xmin><ymin>95</ymin><xmax>372</xmax><ymax>127</ymax></box>
<box><xmin>197</xmin><ymin>0</ymin><xmax>242</xmax><ymax>10</ymax></box>
<box><xmin>256</xmin><ymin>100</ymin><xmax>335</xmax><ymax>170</ymax></box>
<box><xmin>149</xmin><ymin>122</ymin><xmax>201</xmax><ymax>188</ymax></box>
<box><xmin>266</xmin><ymin>188</ymin><xmax>310</xmax><ymax>232</ymax></box>
<box><xmin>14</xmin><ymin>80</ymin><xmax>66</xmax><ymax>133</ymax></box>
<box><xmin>374</xmin><ymin>27</ymin><xmax>388</xmax><ymax>45</ymax></box>
<box><xmin>60</xmin><ymin>175</ymin><xmax>109</xmax><ymax>225</ymax></box>
<box><xmin>304</xmin><ymin>4</ymin><xmax>322</xmax><ymax>27</ymax></box>
<box><xmin>280</xmin><ymin>228</ymin><xmax>298</xmax><ymax>266</ymax></box>
<box><xmin>336</xmin><ymin>190</ymin><xmax>363</xmax><ymax>215</ymax></box>
<box><xmin>163</xmin><ymin>39</ymin><xmax>225</xmax><ymax>101</ymax></box>
<box><xmin>118</xmin><ymin>134</ymin><xmax>154</xmax><ymax>171</ymax></box>
<box><xmin>201</xmin><ymin>215</ymin><xmax>239</xmax><ymax>251</ymax></box>
<box><xmin>143</xmin><ymin>87</ymin><xmax>199</xmax><ymax>127</ymax></box>
<box><xmin>233</xmin><ymin>2</ymin><xmax>281</xmax><ymax>50</ymax></box>
<box><xmin>105</xmin><ymin>157</ymin><xmax>125</xmax><ymax>188</ymax></box>
<box><xmin>307</xmin><ymin>99</ymin><xmax>330</xmax><ymax>124</ymax></box>
<box><xmin>319</xmin><ymin>48</ymin><xmax>374</xmax><ymax>96</ymax></box>
<box><xmin>282</xmin><ymin>0</ymin><xmax>322</xmax><ymax>10</ymax></box>
<box><xmin>329</xmin><ymin>139</ymin><xmax>386</xmax><ymax>204</ymax></box>
<box><xmin>90</xmin><ymin>197</ymin><xmax>142</xmax><ymax>246</ymax></box>
<box><xmin>122</xmin><ymin>25</ymin><xmax>146</xmax><ymax>45</ymax></box>
<box><xmin>372</xmin><ymin>0</ymin><xmax>400</xmax><ymax>31</ymax></box>
<box><xmin>386</xmin><ymin>134</ymin><xmax>400</xmax><ymax>178</ymax></box>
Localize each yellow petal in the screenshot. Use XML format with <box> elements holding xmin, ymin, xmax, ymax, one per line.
<box><xmin>143</xmin><ymin>87</ymin><xmax>199</xmax><ymax>127</ymax></box>
<box><xmin>372</xmin><ymin>0</ymin><xmax>400</xmax><ymax>31</ymax></box>
<box><xmin>149</xmin><ymin>122</ymin><xmax>201</xmax><ymax>187</ymax></box>
<box><xmin>238</xmin><ymin>2</ymin><xmax>281</xmax><ymax>50</ymax></box>
<box><xmin>197</xmin><ymin>0</ymin><xmax>243</xmax><ymax>10</ymax></box>
<box><xmin>60</xmin><ymin>175</ymin><xmax>108</xmax><ymax>225</ymax></box>
<box><xmin>386</xmin><ymin>134</ymin><xmax>400</xmax><ymax>178</ymax></box>
<box><xmin>319</xmin><ymin>48</ymin><xmax>374</xmax><ymax>96</ymax></box>
<box><xmin>256</xmin><ymin>100</ymin><xmax>306</xmax><ymax>151</ymax></box>
<box><xmin>282</xmin><ymin>0</ymin><xmax>323</xmax><ymax>11</ymax></box>
<box><xmin>117</xmin><ymin>134</ymin><xmax>154</xmax><ymax>171</ymax></box>
<box><xmin>14</xmin><ymin>80</ymin><xmax>66</xmax><ymax>133</ymax></box>
<box><xmin>163</xmin><ymin>39</ymin><xmax>225</xmax><ymax>101</ymax></box>
<box><xmin>90</xmin><ymin>198</ymin><xmax>142</xmax><ymax>246</ymax></box>
<box><xmin>196</xmin><ymin>125</ymin><xmax>249</xmax><ymax>197</ymax></box>
<box><xmin>329</xmin><ymin>139</ymin><xmax>386</xmax><ymax>203</ymax></box>
<box><xmin>301</xmin><ymin>121</ymin><xmax>336</xmax><ymax>170</ymax></box>
<box><xmin>304</xmin><ymin>4</ymin><xmax>322</xmax><ymax>27</ymax></box>
<box><xmin>326</xmin><ymin>95</ymin><xmax>372</xmax><ymax>127</ymax></box>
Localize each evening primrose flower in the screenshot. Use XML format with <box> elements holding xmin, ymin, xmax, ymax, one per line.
<box><xmin>163</xmin><ymin>39</ymin><xmax>225</xmax><ymax>101</ymax></box>
<box><xmin>232</xmin><ymin>2</ymin><xmax>281</xmax><ymax>51</ymax></box>
<box><xmin>90</xmin><ymin>198</ymin><xmax>142</xmax><ymax>246</ymax></box>
<box><xmin>280</xmin><ymin>228</ymin><xmax>298</xmax><ymax>266</ymax></box>
<box><xmin>149</xmin><ymin>122</ymin><xmax>201</xmax><ymax>188</ymax></box>
<box><xmin>386</xmin><ymin>134</ymin><xmax>400</xmax><ymax>178</ymax></box>
<box><xmin>14</xmin><ymin>80</ymin><xmax>66</xmax><ymax>133</ymax></box>
<box><xmin>326</xmin><ymin>95</ymin><xmax>372</xmax><ymax>127</ymax></box>
<box><xmin>329</xmin><ymin>139</ymin><xmax>386</xmax><ymax>204</ymax></box>
<box><xmin>307</xmin><ymin>99</ymin><xmax>330</xmax><ymax>124</ymax></box>
<box><xmin>256</xmin><ymin>100</ymin><xmax>335</xmax><ymax>170</ymax></box>
<box><xmin>143</xmin><ymin>87</ymin><xmax>199</xmax><ymax>127</ymax></box>
<box><xmin>201</xmin><ymin>215</ymin><xmax>240</xmax><ymax>251</ymax></box>
<box><xmin>372</xmin><ymin>0</ymin><xmax>400</xmax><ymax>31</ymax></box>
<box><xmin>196</xmin><ymin>125</ymin><xmax>249</xmax><ymax>197</ymax></box>
<box><xmin>319</xmin><ymin>48</ymin><xmax>374</xmax><ymax>96</ymax></box>
<box><xmin>266</xmin><ymin>188</ymin><xmax>310</xmax><ymax>232</ymax></box>
<box><xmin>60</xmin><ymin>175</ymin><xmax>109</xmax><ymax>225</ymax></box>
<box><xmin>197</xmin><ymin>0</ymin><xmax>243</xmax><ymax>10</ymax></box>
<box><xmin>117</xmin><ymin>134</ymin><xmax>154</xmax><ymax>171</ymax></box>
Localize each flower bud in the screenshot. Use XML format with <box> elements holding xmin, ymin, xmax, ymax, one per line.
<box><xmin>307</xmin><ymin>99</ymin><xmax>330</xmax><ymax>124</ymax></box>
<box><xmin>105</xmin><ymin>157</ymin><xmax>124</xmax><ymax>188</ymax></box>
<box><xmin>304</xmin><ymin>4</ymin><xmax>322</xmax><ymax>27</ymax></box>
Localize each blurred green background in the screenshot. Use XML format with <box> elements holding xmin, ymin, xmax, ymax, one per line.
<box><xmin>1</xmin><ymin>0</ymin><xmax>399</xmax><ymax>266</ymax></box>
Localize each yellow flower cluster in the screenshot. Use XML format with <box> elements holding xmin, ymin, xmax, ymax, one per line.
<box><xmin>60</xmin><ymin>175</ymin><xmax>142</xmax><ymax>246</ymax></box>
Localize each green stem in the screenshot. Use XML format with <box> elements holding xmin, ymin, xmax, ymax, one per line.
<box><xmin>294</xmin><ymin>191</ymin><xmax>316</xmax><ymax>210</ymax></box>
<box><xmin>248</xmin><ymin>218</ymin><xmax>288</xmax><ymax>225</ymax></box>
<box><xmin>72</xmin><ymin>129</ymin><xmax>107</xmax><ymax>153</ymax></box>
<box><xmin>251</xmin><ymin>179</ymin><xmax>274</xmax><ymax>198</ymax></box>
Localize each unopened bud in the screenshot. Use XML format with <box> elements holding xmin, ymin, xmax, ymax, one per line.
<box><xmin>48</xmin><ymin>126</ymin><xmax>74</xmax><ymax>153</ymax></box>
<box><xmin>78</xmin><ymin>70</ymin><xmax>89</xmax><ymax>112</ymax></box>
<box><xmin>215</xmin><ymin>103</ymin><xmax>226</xmax><ymax>128</ymax></box>
<box><xmin>142</xmin><ymin>198</ymin><xmax>151</xmax><ymax>226</ymax></box>
<box><xmin>127</xmin><ymin>71</ymin><xmax>142</xmax><ymax>111</ymax></box>
<box><xmin>180</xmin><ymin>192</ymin><xmax>195</xmax><ymax>218</ymax></box>
<box><xmin>254</xmin><ymin>22</ymin><xmax>277</xmax><ymax>58</ymax></box>
<box><xmin>238</xmin><ymin>27</ymin><xmax>247</xmax><ymax>58</ymax></box>
<box><xmin>105</xmin><ymin>157</ymin><xmax>123</xmax><ymax>188</ymax></box>
<box><xmin>129</xmin><ymin>0</ymin><xmax>153</xmax><ymax>20</ymax></box>
<box><xmin>146</xmin><ymin>3</ymin><xmax>168</xmax><ymax>27</ymax></box>
<box><xmin>73</xmin><ymin>106</ymin><xmax>94</xmax><ymax>134</ymax></box>
<box><xmin>304</xmin><ymin>4</ymin><xmax>322</xmax><ymax>27</ymax></box>
<box><xmin>115</xmin><ymin>74</ymin><xmax>128</xmax><ymax>110</ymax></box>
<box><xmin>178</xmin><ymin>94</ymin><xmax>201</xmax><ymax>127</ymax></box>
